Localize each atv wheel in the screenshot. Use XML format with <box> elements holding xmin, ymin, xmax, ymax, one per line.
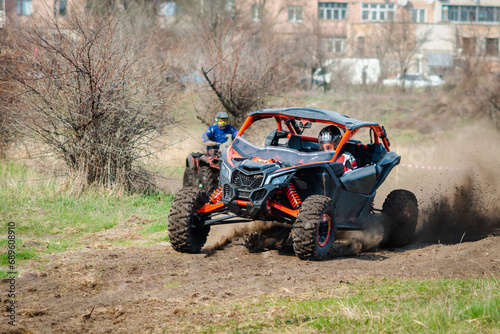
<box><xmin>381</xmin><ymin>189</ymin><xmax>418</xmax><ymax>248</ymax></box>
<box><xmin>182</xmin><ymin>167</ymin><xmax>197</xmax><ymax>188</ymax></box>
<box><xmin>198</xmin><ymin>166</ymin><xmax>219</xmax><ymax>194</ymax></box>
<box><xmin>292</xmin><ymin>195</ymin><xmax>337</xmax><ymax>260</ymax></box>
<box><xmin>168</xmin><ymin>187</ymin><xmax>211</xmax><ymax>253</ymax></box>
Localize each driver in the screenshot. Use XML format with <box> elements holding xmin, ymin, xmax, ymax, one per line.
<box><xmin>318</xmin><ymin>125</ymin><xmax>358</xmax><ymax>173</ymax></box>
<box><xmin>202</xmin><ymin>111</ymin><xmax>238</xmax><ymax>152</ymax></box>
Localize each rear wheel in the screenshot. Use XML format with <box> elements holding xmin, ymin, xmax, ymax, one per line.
<box><xmin>198</xmin><ymin>166</ymin><xmax>219</xmax><ymax>194</ymax></box>
<box><xmin>168</xmin><ymin>187</ymin><xmax>211</xmax><ymax>253</ymax></box>
<box><xmin>381</xmin><ymin>189</ymin><xmax>418</xmax><ymax>248</ymax></box>
<box><xmin>292</xmin><ymin>195</ymin><xmax>337</xmax><ymax>260</ymax></box>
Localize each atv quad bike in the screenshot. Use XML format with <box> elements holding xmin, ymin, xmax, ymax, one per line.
<box><xmin>169</xmin><ymin>107</ymin><xmax>418</xmax><ymax>260</ymax></box>
<box><xmin>182</xmin><ymin>149</ymin><xmax>220</xmax><ymax>195</ymax></box>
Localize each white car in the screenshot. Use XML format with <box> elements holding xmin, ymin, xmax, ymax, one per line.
<box><xmin>383</xmin><ymin>73</ymin><xmax>444</xmax><ymax>88</ymax></box>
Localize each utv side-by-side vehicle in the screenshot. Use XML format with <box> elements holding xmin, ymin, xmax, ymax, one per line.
<box><xmin>168</xmin><ymin>107</ymin><xmax>418</xmax><ymax>260</ymax></box>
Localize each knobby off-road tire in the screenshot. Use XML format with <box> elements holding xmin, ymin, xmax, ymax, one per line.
<box><xmin>182</xmin><ymin>168</ymin><xmax>197</xmax><ymax>188</ymax></box>
<box><xmin>381</xmin><ymin>189</ymin><xmax>419</xmax><ymax>248</ymax></box>
<box><xmin>168</xmin><ymin>187</ymin><xmax>211</xmax><ymax>253</ymax></box>
<box><xmin>292</xmin><ymin>195</ymin><xmax>337</xmax><ymax>260</ymax></box>
<box><xmin>198</xmin><ymin>166</ymin><xmax>219</xmax><ymax>194</ymax></box>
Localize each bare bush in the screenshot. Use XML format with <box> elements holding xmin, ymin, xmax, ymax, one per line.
<box><xmin>7</xmin><ymin>14</ymin><xmax>178</xmax><ymax>190</ymax></box>
<box><xmin>0</xmin><ymin>26</ymin><xmax>19</xmax><ymax>159</ymax></box>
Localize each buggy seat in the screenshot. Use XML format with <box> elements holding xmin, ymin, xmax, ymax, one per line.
<box><xmin>342</xmin><ymin>142</ymin><xmax>387</xmax><ymax>166</ymax></box>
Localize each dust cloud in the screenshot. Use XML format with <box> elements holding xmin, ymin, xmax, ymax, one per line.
<box><xmin>397</xmin><ymin>121</ymin><xmax>500</xmax><ymax>244</ymax></box>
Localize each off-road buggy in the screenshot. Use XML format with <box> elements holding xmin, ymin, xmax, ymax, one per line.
<box><xmin>168</xmin><ymin>108</ymin><xmax>418</xmax><ymax>260</ymax></box>
<box><xmin>182</xmin><ymin>149</ymin><xmax>220</xmax><ymax>194</ymax></box>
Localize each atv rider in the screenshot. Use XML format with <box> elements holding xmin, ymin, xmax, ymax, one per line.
<box><xmin>202</xmin><ymin>111</ymin><xmax>238</xmax><ymax>154</ymax></box>
<box><xmin>318</xmin><ymin>125</ymin><xmax>358</xmax><ymax>173</ymax></box>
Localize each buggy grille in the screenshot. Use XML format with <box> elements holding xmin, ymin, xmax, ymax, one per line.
<box><xmin>251</xmin><ymin>189</ymin><xmax>267</xmax><ymax>202</ymax></box>
<box><xmin>238</xmin><ymin>190</ymin><xmax>251</xmax><ymax>199</ymax></box>
<box><xmin>232</xmin><ymin>171</ymin><xmax>264</xmax><ymax>190</ymax></box>
<box><xmin>223</xmin><ymin>184</ymin><xmax>233</xmax><ymax>199</ymax></box>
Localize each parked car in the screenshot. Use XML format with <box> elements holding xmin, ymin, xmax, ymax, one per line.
<box><xmin>383</xmin><ymin>73</ymin><xmax>444</xmax><ymax>88</ymax></box>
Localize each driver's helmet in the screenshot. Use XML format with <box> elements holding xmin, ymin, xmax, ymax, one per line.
<box><xmin>215</xmin><ymin>111</ymin><xmax>229</xmax><ymax>129</ymax></box>
<box><xmin>318</xmin><ymin>125</ymin><xmax>342</xmax><ymax>151</ymax></box>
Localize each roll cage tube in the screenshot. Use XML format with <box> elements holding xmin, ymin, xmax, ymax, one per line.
<box><xmin>236</xmin><ymin>115</ymin><xmax>391</xmax><ymax>162</ymax></box>
<box><xmin>237</xmin><ymin>114</ymin><xmax>302</xmax><ymax>137</ymax></box>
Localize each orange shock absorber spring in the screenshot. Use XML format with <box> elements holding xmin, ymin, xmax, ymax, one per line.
<box><xmin>209</xmin><ymin>186</ymin><xmax>223</xmax><ymax>204</ymax></box>
<box><xmin>286</xmin><ymin>183</ymin><xmax>302</xmax><ymax>209</ymax></box>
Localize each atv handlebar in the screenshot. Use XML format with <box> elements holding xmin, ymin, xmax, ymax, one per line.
<box><xmin>204</xmin><ymin>140</ymin><xmax>219</xmax><ymax>147</ymax></box>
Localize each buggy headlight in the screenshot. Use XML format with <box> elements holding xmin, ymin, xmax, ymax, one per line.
<box><xmin>220</xmin><ymin>162</ymin><xmax>231</xmax><ymax>180</ymax></box>
<box><xmin>265</xmin><ymin>173</ymin><xmax>292</xmax><ymax>185</ymax></box>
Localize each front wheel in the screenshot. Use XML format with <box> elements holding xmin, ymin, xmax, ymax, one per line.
<box><xmin>381</xmin><ymin>189</ymin><xmax>418</xmax><ymax>248</ymax></box>
<box><xmin>168</xmin><ymin>187</ymin><xmax>211</xmax><ymax>253</ymax></box>
<box><xmin>292</xmin><ymin>195</ymin><xmax>337</xmax><ymax>260</ymax></box>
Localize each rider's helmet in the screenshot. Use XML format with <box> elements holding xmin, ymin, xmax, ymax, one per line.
<box><xmin>318</xmin><ymin>125</ymin><xmax>342</xmax><ymax>151</ymax></box>
<box><xmin>215</xmin><ymin>111</ymin><xmax>229</xmax><ymax>129</ymax></box>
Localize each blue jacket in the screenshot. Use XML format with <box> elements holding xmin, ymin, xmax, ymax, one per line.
<box><xmin>202</xmin><ymin>124</ymin><xmax>238</xmax><ymax>150</ymax></box>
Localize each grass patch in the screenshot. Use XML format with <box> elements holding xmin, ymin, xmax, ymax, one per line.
<box><xmin>0</xmin><ymin>161</ymin><xmax>174</xmax><ymax>271</ymax></box>
<box><xmin>184</xmin><ymin>278</ymin><xmax>499</xmax><ymax>333</ymax></box>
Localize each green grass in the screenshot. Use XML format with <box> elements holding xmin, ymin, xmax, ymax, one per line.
<box><xmin>184</xmin><ymin>278</ymin><xmax>500</xmax><ymax>334</ymax></box>
<box><xmin>0</xmin><ymin>161</ymin><xmax>174</xmax><ymax>275</ymax></box>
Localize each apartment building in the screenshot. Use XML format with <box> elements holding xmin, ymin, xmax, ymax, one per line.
<box><xmin>4</xmin><ymin>0</ymin><xmax>500</xmax><ymax>77</ymax></box>
<box><xmin>1</xmin><ymin>0</ymin><xmax>79</xmax><ymax>25</ymax></box>
<box><xmin>239</xmin><ymin>0</ymin><xmax>500</xmax><ymax>76</ymax></box>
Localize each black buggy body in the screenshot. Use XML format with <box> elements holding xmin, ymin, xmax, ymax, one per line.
<box><xmin>168</xmin><ymin>108</ymin><xmax>418</xmax><ymax>260</ymax></box>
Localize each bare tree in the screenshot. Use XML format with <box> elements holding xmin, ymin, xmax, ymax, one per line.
<box><xmin>181</xmin><ymin>1</ymin><xmax>293</xmax><ymax>126</ymax></box>
<box><xmin>391</xmin><ymin>12</ymin><xmax>431</xmax><ymax>90</ymax></box>
<box><xmin>284</xmin><ymin>7</ymin><xmax>349</xmax><ymax>92</ymax></box>
<box><xmin>357</xmin><ymin>23</ymin><xmax>392</xmax><ymax>85</ymax></box>
<box><xmin>6</xmin><ymin>13</ymin><xmax>178</xmax><ymax>190</ymax></box>
<box><xmin>363</xmin><ymin>9</ymin><xmax>431</xmax><ymax>91</ymax></box>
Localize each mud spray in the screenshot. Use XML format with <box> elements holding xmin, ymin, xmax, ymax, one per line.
<box><xmin>408</xmin><ymin>123</ymin><xmax>500</xmax><ymax>245</ymax></box>
<box><xmin>203</xmin><ymin>221</ymin><xmax>292</xmax><ymax>256</ymax></box>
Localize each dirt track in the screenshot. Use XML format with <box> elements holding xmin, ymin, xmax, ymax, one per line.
<box><xmin>3</xmin><ymin>226</ymin><xmax>499</xmax><ymax>334</ymax></box>
<box><xmin>4</xmin><ymin>122</ymin><xmax>500</xmax><ymax>333</ymax></box>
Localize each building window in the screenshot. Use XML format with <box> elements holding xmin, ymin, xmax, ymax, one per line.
<box><xmin>411</xmin><ymin>8</ymin><xmax>426</xmax><ymax>23</ymax></box>
<box><xmin>462</xmin><ymin>37</ymin><xmax>476</xmax><ymax>56</ymax></box>
<box><xmin>486</xmin><ymin>38</ymin><xmax>499</xmax><ymax>56</ymax></box>
<box><xmin>479</xmin><ymin>6</ymin><xmax>496</xmax><ymax>22</ymax></box>
<box><xmin>158</xmin><ymin>2</ymin><xmax>178</xmax><ymax>17</ymax></box>
<box><xmin>54</xmin><ymin>0</ymin><xmax>68</xmax><ymax>16</ymax></box>
<box><xmin>288</xmin><ymin>5</ymin><xmax>303</xmax><ymax>22</ymax></box>
<box><xmin>225</xmin><ymin>0</ymin><xmax>234</xmax><ymax>13</ymax></box>
<box><xmin>17</xmin><ymin>0</ymin><xmax>32</xmax><ymax>16</ymax></box>
<box><xmin>361</xmin><ymin>3</ymin><xmax>395</xmax><ymax>22</ymax></box>
<box><xmin>325</xmin><ymin>38</ymin><xmax>345</xmax><ymax>54</ymax></box>
<box><xmin>251</xmin><ymin>4</ymin><xmax>260</xmax><ymax>22</ymax></box>
<box><xmin>443</xmin><ymin>5</ymin><xmax>500</xmax><ymax>23</ymax></box>
<box><xmin>460</xmin><ymin>6</ymin><xmax>476</xmax><ymax>22</ymax></box>
<box><xmin>318</xmin><ymin>2</ymin><xmax>347</xmax><ymax>21</ymax></box>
